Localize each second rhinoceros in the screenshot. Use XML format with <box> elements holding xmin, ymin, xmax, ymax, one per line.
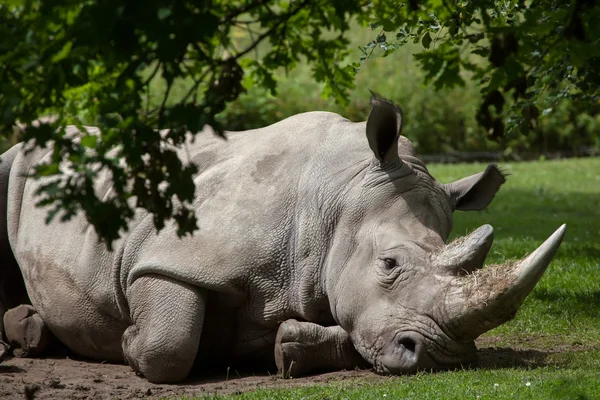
<box><xmin>0</xmin><ymin>94</ymin><xmax>565</xmax><ymax>383</ymax></box>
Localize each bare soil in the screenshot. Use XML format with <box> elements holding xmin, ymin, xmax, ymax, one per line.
<box><xmin>0</xmin><ymin>336</ymin><xmax>593</xmax><ymax>400</ymax></box>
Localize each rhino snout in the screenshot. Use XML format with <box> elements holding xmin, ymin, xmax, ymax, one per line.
<box><xmin>378</xmin><ymin>332</ymin><xmax>433</xmax><ymax>375</ymax></box>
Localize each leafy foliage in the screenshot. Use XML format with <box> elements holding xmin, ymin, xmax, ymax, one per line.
<box><xmin>357</xmin><ymin>0</ymin><xmax>600</xmax><ymax>142</ymax></box>
<box><xmin>0</xmin><ymin>0</ymin><xmax>362</xmax><ymax>245</ymax></box>
<box><xmin>0</xmin><ymin>0</ymin><xmax>598</xmax><ymax>245</ymax></box>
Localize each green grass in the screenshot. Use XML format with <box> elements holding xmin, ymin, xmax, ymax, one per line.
<box><xmin>182</xmin><ymin>158</ymin><xmax>600</xmax><ymax>399</ymax></box>
<box><xmin>198</xmin><ymin>366</ymin><xmax>600</xmax><ymax>399</ymax></box>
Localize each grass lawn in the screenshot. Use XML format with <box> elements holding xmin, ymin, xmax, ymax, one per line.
<box><xmin>185</xmin><ymin>158</ymin><xmax>600</xmax><ymax>399</ymax></box>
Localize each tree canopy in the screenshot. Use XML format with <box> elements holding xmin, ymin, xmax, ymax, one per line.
<box><xmin>0</xmin><ymin>0</ymin><xmax>598</xmax><ymax>246</ymax></box>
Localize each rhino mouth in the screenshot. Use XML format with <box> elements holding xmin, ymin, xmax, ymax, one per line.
<box><xmin>374</xmin><ymin>330</ymin><xmax>477</xmax><ymax>375</ymax></box>
<box><xmin>377</xmin><ymin>331</ymin><xmax>425</xmax><ymax>374</ymax></box>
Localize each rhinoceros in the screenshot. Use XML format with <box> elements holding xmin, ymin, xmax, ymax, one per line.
<box><xmin>0</xmin><ymin>94</ymin><xmax>565</xmax><ymax>383</ymax></box>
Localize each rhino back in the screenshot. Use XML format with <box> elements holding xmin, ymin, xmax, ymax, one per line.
<box><xmin>123</xmin><ymin>112</ymin><xmax>371</xmax><ymax>325</ymax></box>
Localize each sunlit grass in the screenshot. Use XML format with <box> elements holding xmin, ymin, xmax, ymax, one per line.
<box><xmin>183</xmin><ymin>363</ymin><xmax>600</xmax><ymax>399</ymax></box>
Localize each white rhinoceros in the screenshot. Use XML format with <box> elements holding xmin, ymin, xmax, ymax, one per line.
<box><xmin>0</xmin><ymin>94</ymin><xmax>565</xmax><ymax>383</ymax></box>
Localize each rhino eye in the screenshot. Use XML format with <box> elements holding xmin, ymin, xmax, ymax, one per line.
<box><xmin>382</xmin><ymin>258</ymin><xmax>397</xmax><ymax>270</ymax></box>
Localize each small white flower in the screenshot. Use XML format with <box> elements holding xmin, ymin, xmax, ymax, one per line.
<box><xmin>383</xmin><ymin>395</ymin><xmax>387</xmax><ymax>397</ymax></box>
<box><xmin>493</xmin><ymin>383</ymin><xmax>499</xmax><ymax>388</ymax></box>
<box><xmin>526</xmin><ymin>382</ymin><xmax>531</xmax><ymax>387</ymax></box>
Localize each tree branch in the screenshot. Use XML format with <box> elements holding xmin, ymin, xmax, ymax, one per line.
<box><xmin>233</xmin><ymin>0</ymin><xmax>312</xmax><ymax>61</ymax></box>
<box><xmin>143</xmin><ymin>61</ymin><xmax>161</xmax><ymax>86</ymax></box>
<box><xmin>158</xmin><ymin>79</ymin><xmax>173</xmax><ymax>126</ymax></box>
<box><xmin>221</xmin><ymin>0</ymin><xmax>272</xmax><ymax>25</ymax></box>
<box><xmin>441</xmin><ymin>0</ymin><xmax>469</xmax><ymax>37</ymax></box>
<box><xmin>181</xmin><ymin>65</ymin><xmax>212</xmax><ymax>105</ymax></box>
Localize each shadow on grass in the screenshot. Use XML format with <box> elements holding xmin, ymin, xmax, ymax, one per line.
<box><xmin>476</xmin><ymin>347</ymin><xmax>551</xmax><ymax>370</ymax></box>
<box><xmin>532</xmin><ymin>288</ymin><xmax>600</xmax><ymax>319</ymax></box>
<box><xmin>556</xmin><ymin>243</ymin><xmax>600</xmax><ymax>260</ymax></box>
<box><xmin>550</xmin><ymin>378</ymin><xmax>598</xmax><ymax>400</ymax></box>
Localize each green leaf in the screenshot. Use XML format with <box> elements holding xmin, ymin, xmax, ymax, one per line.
<box><xmin>421</xmin><ymin>32</ymin><xmax>432</xmax><ymax>49</ymax></box>
<box><xmin>80</xmin><ymin>135</ymin><xmax>98</xmax><ymax>148</ymax></box>
<box><xmin>51</xmin><ymin>41</ymin><xmax>72</xmax><ymax>63</ymax></box>
<box><xmin>36</xmin><ymin>163</ymin><xmax>60</xmax><ymax>177</ymax></box>
<box><xmin>157</xmin><ymin>7</ymin><xmax>172</xmax><ymax>20</ymax></box>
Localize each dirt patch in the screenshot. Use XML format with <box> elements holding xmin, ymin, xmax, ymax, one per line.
<box><xmin>0</xmin><ymin>355</ymin><xmax>382</xmax><ymax>400</ymax></box>
<box><xmin>0</xmin><ymin>336</ymin><xmax>598</xmax><ymax>400</ymax></box>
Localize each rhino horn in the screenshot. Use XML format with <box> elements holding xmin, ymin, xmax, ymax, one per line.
<box><xmin>446</xmin><ymin>224</ymin><xmax>566</xmax><ymax>339</ymax></box>
<box><xmin>433</xmin><ymin>224</ymin><xmax>495</xmax><ymax>274</ymax></box>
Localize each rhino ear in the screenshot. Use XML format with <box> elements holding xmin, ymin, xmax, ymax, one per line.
<box><xmin>444</xmin><ymin>164</ymin><xmax>507</xmax><ymax>211</ymax></box>
<box><xmin>366</xmin><ymin>91</ymin><xmax>403</xmax><ymax>166</ymax></box>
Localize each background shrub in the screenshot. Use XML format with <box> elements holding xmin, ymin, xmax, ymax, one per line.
<box><xmin>216</xmin><ymin>28</ymin><xmax>599</xmax><ymax>156</ymax></box>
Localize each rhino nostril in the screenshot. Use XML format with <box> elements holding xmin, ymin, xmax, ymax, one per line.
<box><xmin>379</xmin><ymin>334</ymin><xmax>422</xmax><ymax>374</ymax></box>
<box><xmin>398</xmin><ymin>337</ymin><xmax>416</xmax><ymax>354</ymax></box>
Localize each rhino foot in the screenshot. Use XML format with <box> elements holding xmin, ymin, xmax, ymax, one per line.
<box><xmin>275</xmin><ymin>319</ymin><xmax>311</xmax><ymax>378</ymax></box>
<box><xmin>0</xmin><ymin>340</ymin><xmax>8</xmax><ymax>363</ymax></box>
<box><xmin>275</xmin><ymin>319</ymin><xmax>368</xmax><ymax>378</ymax></box>
<box><xmin>3</xmin><ymin>304</ymin><xmax>50</xmax><ymax>357</ymax></box>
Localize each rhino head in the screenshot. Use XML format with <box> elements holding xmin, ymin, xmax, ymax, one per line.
<box><xmin>325</xmin><ymin>94</ymin><xmax>565</xmax><ymax>374</ymax></box>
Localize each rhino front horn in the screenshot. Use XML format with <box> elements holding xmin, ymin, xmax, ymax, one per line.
<box><xmin>448</xmin><ymin>224</ymin><xmax>566</xmax><ymax>339</ymax></box>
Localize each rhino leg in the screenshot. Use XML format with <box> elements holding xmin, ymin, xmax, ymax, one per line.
<box><xmin>2</xmin><ymin>304</ymin><xmax>51</xmax><ymax>357</ymax></box>
<box><xmin>275</xmin><ymin>320</ymin><xmax>368</xmax><ymax>378</ymax></box>
<box><xmin>122</xmin><ymin>274</ymin><xmax>206</xmax><ymax>383</ymax></box>
<box><xmin>0</xmin><ymin>144</ymin><xmax>29</xmax><ymax>310</ymax></box>
<box><xmin>0</xmin><ymin>144</ymin><xmax>31</xmax><ymax>363</ymax></box>
<box><xmin>0</xmin><ymin>301</ymin><xmax>7</xmax><ymax>362</ymax></box>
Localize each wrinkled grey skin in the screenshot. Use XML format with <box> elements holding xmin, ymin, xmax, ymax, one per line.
<box><xmin>0</xmin><ymin>95</ymin><xmax>564</xmax><ymax>383</ymax></box>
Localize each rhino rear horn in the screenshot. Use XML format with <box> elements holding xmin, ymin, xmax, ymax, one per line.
<box><xmin>366</xmin><ymin>91</ymin><xmax>403</xmax><ymax>166</ymax></box>
<box><xmin>434</xmin><ymin>224</ymin><xmax>495</xmax><ymax>274</ymax></box>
